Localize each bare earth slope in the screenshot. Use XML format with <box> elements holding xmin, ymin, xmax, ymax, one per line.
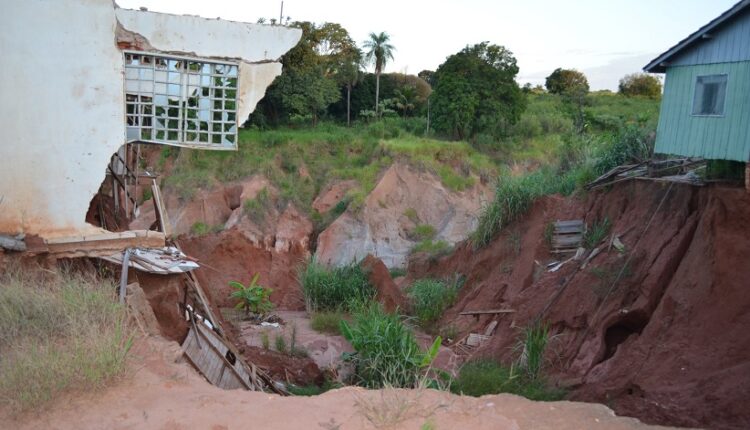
<box><xmin>407</xmin><ymin>182</ymin><xmax>750</xmax><ymax>429</ymax></box>
<box><xmin>9</xmin><ymin>337</ymin><xmax>676</xmax><ymax>430</ymax></box>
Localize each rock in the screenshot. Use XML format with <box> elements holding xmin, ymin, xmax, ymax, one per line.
<box><xmin>360</xmin><ymin>254</ymin><xmax>407</xmax><ymax>313</ymax></box>
<box><xmin>125</xmin><ymin>282</ymin><xmax>161</xmax><ymax>336</ymax></box>
<box><xmin>317</xmin><ymin>163</ymin><xmax>492</xmax><ymax>268</ymax></box>
<box><xmin>275</xmin><ymin>205</ymin><xmax>312</xmax><ymax>253</ymax></box>
<box><xmin>312</xmin><ymin>180</ymin><xmax>358</xmax><ymax>214</ymax></box>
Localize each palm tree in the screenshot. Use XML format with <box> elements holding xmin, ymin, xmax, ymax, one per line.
<box><xmin>363</xmin><ymin>32</ymin><xmax>395</xmax><ymax>116</ymax></box>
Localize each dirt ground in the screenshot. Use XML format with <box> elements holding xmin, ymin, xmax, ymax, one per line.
<box><xmin>6</xmin><ymin>336</ymin><xmax>680</xmax><ymax>430</ymax></box>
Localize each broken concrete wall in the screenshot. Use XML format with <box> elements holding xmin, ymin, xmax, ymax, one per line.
<box><xmin>0</xmin><ymin>0</ymin><xmax>300</xmax><ymax>238</ymax></box>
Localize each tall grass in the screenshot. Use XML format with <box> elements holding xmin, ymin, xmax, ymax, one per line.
<box><xmin>339</xmin><ymin>303</ymin><xmax>440</xmax><ymax>388</ymax></box>
<box><xmin>516</xmin><ymin>322</ymin><xmax>551</xmax><ymax>381</ymax></box>
<box><xmin>471</xmin><ymin>168</ymin><xmax>575</xmax><ymax>248</ymax></box>
<box><xmin>298</xmin><ymin>258</ymin><xmax>375</xmax><ymax>312</ymax></box>
<box><xmin>0</xmin><ymin>267</ymin><xmax>133</xmax><ymax>413</ymax></box>
<box><xmin>406</xmin><ymin>277</ymin><xmax>462</xmax><ymax>328</ymax></box>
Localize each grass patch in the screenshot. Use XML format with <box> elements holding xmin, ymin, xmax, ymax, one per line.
<box><xmin>190</xmin><ymin>221</ymin><xmax>222</xmax><ymax>236</ymax></box>
<box><xmin>0</xmin><ymin>267</ymin><xmax>133</xmax><ymax>413</ymax></box>
<box><xmin>410</xmin><ymin>224</ymin><xmax>436</xmax><ymax>241</ymax></box>
<box><xmin>450</xmin><ymin>360</ymin><xmax>564</xmax><ymax>401</ymax></box>
<box><xmin>388</xmin><ymin>268</ymin><xmax>407</xmax><ymax>278</ymax></box>
<box><xmin>471</xmin><ymin>168</ymin><xmax>575</xmax><ymax>248</ymax></box>
<box><xmin>407</xmin><ymin>277</ymin><xmax>462</xmax><ymax>328</ymax></box>
<box><xmin>299</xmin><ymin>258</ymin><xmax>375</xmax><ymax>312</ymax></box>
<box><xmin>583</xmin><ymin>218</ymin><xmax>611</xmax><ymax>248</ymax></box>
<box><xmin>310</xmin><ymin>311</ymin><xmax>346</xmax><ymax>335</ymax></box>
<box><xmin>411</xmin><ymin>239</ymin><xmax>451</xmax><ymax>257</ymax></box>
<box><xmin>288</xmin><ymin>379</ymin><xmax>341</xmax><ymax>396</ymax></box>
<box><xmin>243</xmin><ymin>187</ymin><xmax>272</xmax><ymax>224</ymax></box>
<box><xmin>340</xmin><ymin>303</ymin><xmax>441</xmax><ymax>388</ymax></box>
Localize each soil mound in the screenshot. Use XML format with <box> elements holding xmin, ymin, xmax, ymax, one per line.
<box><xmin>360</xmin><ymin>254</ymin><xmax>407</xmax><ymax>312</ymax></box>
<box><xmin>408</xmin><ymin>181</ymin><xmax>750</xmax><ymax>429</ymax></box>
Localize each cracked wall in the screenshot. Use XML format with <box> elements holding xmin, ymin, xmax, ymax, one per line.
<box><xmin>0</xmin><ymin>0</ymin><xmax>300</xmax><ymax>238</ymax></box>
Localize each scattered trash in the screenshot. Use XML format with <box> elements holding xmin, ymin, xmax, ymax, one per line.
<box><xmin>260</xmin><ymin>322</ymin><xmax>280</xmax><ymax>328</ymax></box>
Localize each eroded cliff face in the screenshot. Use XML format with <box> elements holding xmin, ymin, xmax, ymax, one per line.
<box><xmin>316</xmin><ymin>163</ymin><xmax>492</xmax><ymax>268</ymax></box>
<box><xmin>407</xmin><ymin>182</ymin><xmax>750</xmax><ymax>430</ymax></box>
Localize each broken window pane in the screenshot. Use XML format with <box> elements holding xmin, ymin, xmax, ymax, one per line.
<box><xmin>123</xmin><ymin>52</ymin><xmax>239</xmax><ymax>148</ymax></box>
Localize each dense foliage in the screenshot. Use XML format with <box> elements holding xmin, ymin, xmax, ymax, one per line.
<box><xmin>299</xmin><ymin>259</ymin><xmax>375</xmax><ymax>311</ymax></box>
<box><xmin>431</xmin><ymin>42</ymin><xmax>527</xmax><ymax>139</ymax></box>
<box><xmin>618</xmin><ymin>73</ymin><xmax>662</xmax><ymax>99</ymax></box>
<box><xmin>545</xmin><ymin>68</ymin><xmax>590</xmax><ymax>96</ymax></box>
<box><xmin>407</xmin><ymin>278</ymin><xmax>461</xmax><ymax>327</ymax></box>
<box><xmin>339</xmin><ymin>303</ymin><xmax>441</xmax><ymax>388</ymax></box>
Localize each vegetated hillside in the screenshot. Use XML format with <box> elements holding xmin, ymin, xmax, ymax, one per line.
<box><xmin>406</xmin><ymin>181</ymin><xmax>750</xmax><ymax>430</ymax></box>
<box><xmin>133</xmin><ymin>92</ymin><xmax>660</xmax><ymax>312</ymax></box>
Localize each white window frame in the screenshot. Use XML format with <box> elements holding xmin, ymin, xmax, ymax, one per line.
<box><xmin>124</xmin><ymin>51</ymin><xmax>239</xmax><ymax>150</ymax></box>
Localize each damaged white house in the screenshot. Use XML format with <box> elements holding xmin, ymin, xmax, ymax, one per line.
<box><xmin>0</xmin><ymin>0</ymin><xmax>300</xmax><ymax>254</ymax></box>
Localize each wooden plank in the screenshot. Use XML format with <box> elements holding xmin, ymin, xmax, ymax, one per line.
<box><xmin>460</xmin><ymin>309</ymin><xmax>515</xmax><ymax>316</ymax></box>
<box><xmin>554</xmin><ymin>220</ymin><xmax>584</xmax><ymax>228</ymax></box>
<box><xmin>151</xmin><ymin>180</ymin><xmax>172</xmax><ymax>237</ymax></box>
<box><xmin>483</xmin><ymin>320</ymin><xmax>499</xmax><ymax>336</ymax></box>
<box><xmin>44</xmin><ymin>230</ymin><xmax>165</xmax><ymax>257</ymax></box>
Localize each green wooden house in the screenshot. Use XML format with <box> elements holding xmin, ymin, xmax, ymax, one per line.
<box><xmin>645</xmin><ymin>0</ymin><xmax>750</xmax><ymax>165</ymax></box>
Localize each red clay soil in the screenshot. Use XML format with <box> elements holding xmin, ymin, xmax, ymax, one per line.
<box><xmin>407</xmin><ymin>181</ymin><xmax>750</xmax><ymax>430</ymax></box>
<box><xmin>179</xmin><ymin>228</ymin><xmax>307</xmax><ymax>310</ymax></box>
<box><xmin>360</xmin><ymin>254</ymin><xmax>407</xmax><ymax>312</ymax></box>
<box><xmin>134</xmin><ymin>271</ymin><xmax>189</xmax><ymax>342</ymax></box>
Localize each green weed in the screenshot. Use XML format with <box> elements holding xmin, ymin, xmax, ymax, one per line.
<box><xmin>340</xmin><ymin>303</ymin><xmax>441</xmax><ymax>388</ymax></box>
<box><xmin>407</xmin><ymin>278</ymin><xmax>462</xmax><ymax>327</ymax></box>
<box><xmin>299</xmin><ymin>258</ymin><xmax>375</xmax><ymax>312</ymax></box>
<box><xmin>583</xmin><ymin>218</ymin><xmax>611</xmax><ymax>248</ymax></box>
<box><xmin>450</xmin><ymin>360</ymin><xmax>564</xmax><ymax>401</ymax></box>
<box><xmin>310</xmin><ymin>311</ymin><xmax>346</xmax><ymax>335</ymax></box>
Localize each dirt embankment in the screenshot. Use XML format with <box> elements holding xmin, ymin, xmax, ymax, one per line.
<box><xmin>9</xmin><ymin>336</ymin><xmax>674</xmax><ymax>430</ymax></box>
<box><xmin>408</xmin><ymin>181</ymin><xmax>750</xmax><ymax>430</ymax></box>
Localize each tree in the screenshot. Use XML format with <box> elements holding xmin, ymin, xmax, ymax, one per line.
<box><xmin>546</xmin><ymin>68</ymin><xmax>589</xmax><ymax>133</ymax></box>
<box><xmin>545</xmin><ymin>68</ymin><xmax>589</xmax><ymax>96</ymax></box>
<box><xmin>417</xmin><ymin>69</ymin><xmax>435</xmax><ymax>86</ymax></box>
<box><xmin>363</xmin><ymin>32</ymin><xmax>395</xmax><ymax>116</ymax></box>
<box><xmin>619</xmin><ymin>73</ymin><xmax>662</xmax><ymax>99</ymax></box>
<box><xmin>430</xmin><ymin>42</ymin><xmax>526</xmax><ymax>139</ymax></box>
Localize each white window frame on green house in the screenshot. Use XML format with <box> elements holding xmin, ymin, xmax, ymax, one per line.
<box><xmin>124</xmin><ymin>51</ymin><xmax>239</xmax><ymax>150</ymax></box>
<box><xmin>691</xmin><ymin>74</ymin><xmax>728</xmax><ymax>117</ymax></box>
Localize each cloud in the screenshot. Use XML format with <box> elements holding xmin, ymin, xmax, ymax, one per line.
<box><xmin>583</xmin><ymin>53</ymin><xmax>661</xmax><ymax>91</ymax></box>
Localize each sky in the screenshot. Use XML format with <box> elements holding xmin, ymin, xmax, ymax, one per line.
<box><xmin>116</xmin><ymin>0</ymin><xmax>738</xmax><ymax>90</ymax></box>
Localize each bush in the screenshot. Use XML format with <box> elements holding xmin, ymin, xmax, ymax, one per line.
<box><xmin>339</xmin><ymin>303</ymin><xmax>440</xmax><ymax>388</ymax></box>
<box><xmin>411</xmin><ymin>239</ymin><xmax>451</xmax><ymax>257</ymax></box>
<box><xmin>411</xmin><ymin>224</ymin><xmax>436</xmax><ymax>240</ymax></box>
<box><xmin>450</xmin><ymin>360</ymin><xmax>564</xmax><ymax>401</ymax></box>
<box><xmin>407</xmin><ymin>278</ymin><xmax>461</xmax><ymax>327</ymax></box>
<box><xmin>0</xmin><ymin>268</ymin><xmax>133</xmax><ymax>413</ymax></box>
<box><xmin>583</xmin><ymin>218</ymin><xmax>611</xmax><ymax>249</ymax></box>
<box><xmin>299</xmin><ymin>258</ymin><xmax>376</xmax><ymax>312</ymax></box>
<box><xmin>593</xmin><ymin>125</ymin><xmax>653</xmax><ymax>175</ymax></box>
<box><xmin>243</xmin><ymin>187</ymin><xmax>272</xmax><ymax>224</ymax></box>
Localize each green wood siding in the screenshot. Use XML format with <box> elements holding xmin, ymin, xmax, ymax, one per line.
<box><xmin>656</xmin><ymin>61</ymin><xmax>750</xmax><ymax>162</ymax></box>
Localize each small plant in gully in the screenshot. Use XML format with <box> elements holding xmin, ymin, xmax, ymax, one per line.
<box><xmin>230</xmin><ymin>273</ymin><xmax>274</xmax><ymax>317</ymax></box>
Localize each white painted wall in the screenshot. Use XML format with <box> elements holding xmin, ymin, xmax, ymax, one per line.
<box><xmin>0</xmin><ymin>0</ymin><xmax>300</xmax><ymax>238</ymax></box>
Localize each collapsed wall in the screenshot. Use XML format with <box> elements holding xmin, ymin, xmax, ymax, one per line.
<box><xmin>408</xmin><ymin>181</ymin><xmax>750</xmax><ymax>430</ymax></box>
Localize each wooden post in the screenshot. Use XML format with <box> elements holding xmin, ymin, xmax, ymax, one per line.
<box><xmin>746</xmin><ymin>162</ymin><xmax>749</xmax><ymax>193</ymax></box>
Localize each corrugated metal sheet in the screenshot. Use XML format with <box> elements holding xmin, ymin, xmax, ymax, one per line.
<box><xmin>655</xmin><ymin>61</ymin><xmax>750</xmax><ymax>162</ymax></box>
<box><xmin>670</xmin><ymin>8</ymin><xmax>750</xmax><ymax>67</ymax></box>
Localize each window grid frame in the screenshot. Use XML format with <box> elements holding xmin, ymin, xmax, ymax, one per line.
<box><xmin>124</xmin><ymin>51</ymin><xmax>239</xmax><ymax>149</ymax></box>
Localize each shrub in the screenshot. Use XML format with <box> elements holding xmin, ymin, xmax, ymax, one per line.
<box><xmin>411</xmin><ymin>224</ymin><xmax>436</xmax><ymax>241</ymax></box>
<box><xmin>407</xmin><ymin>278</ymin><xmax>461</xmax><ymax>327</ymax></box>
<box><xmin>411</xmin><ymin>239</ymin><xmax>451</xmax><ymax>257</ymax></box>
<box><xmin>0</xmin><ymin>268</ymin><xmax>133</xmax><ymax>413</ymax></box>
<box><xmin>299</xmin><ymin>258</ymin><xmax>376</xmax><ymax>312</ymax></box>
<box><xmin>583</xmin><ymin>218</ymin><xmax>611</xmax><ymax>248</ymax></box>
<box><xmin>261</xmin><ymin>331</ymin><xmax>270</xmax><ymax>349</ymax></box>
<box><xmin>339</xmin><ymin>303</ymin><xmax>441</xmax><ymax>388</ymax></box>
<box><xmin>516</xmin><ymin>322</ymin><xmax>551</xmax><ymax>381</ymax></box>
<box><xmin>450</xmin><ymin>360</ymin><xmax>564</xmax><ymax>401</ymax></box>
<box><xmin>310</xmin><ymin>311</ymin><xmax>345</xmax><ymax>335</ymax></box>
<box><xmin>229</xmin><ymin>273</ymin><xmax>274</xmax><ymax>317</ymax></box>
